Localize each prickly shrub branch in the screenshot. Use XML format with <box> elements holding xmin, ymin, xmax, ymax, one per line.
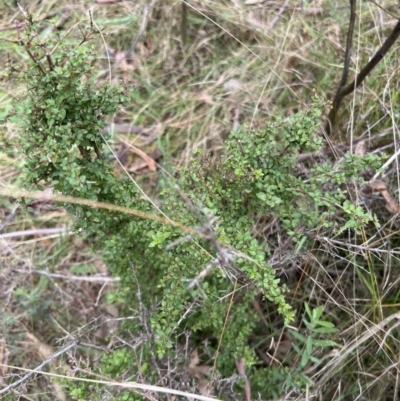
<box><xmin>11</xmin><ymin>16</ymin><xmax>383</xmax><ymax>399</ymax></box>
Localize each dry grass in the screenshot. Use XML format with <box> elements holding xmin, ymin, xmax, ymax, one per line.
<box><xmin>2</xmin><ymin>0</ymin><xmax>400</xmax><ymax>399</ymax></box>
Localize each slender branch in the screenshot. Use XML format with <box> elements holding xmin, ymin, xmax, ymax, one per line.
<box><xmin>0</xmin><ymin>187</ymin><xmax>199</xmax><ymax>236</ymax></box>
<box><xmin>127</xmin><ymin>0</ymin><xmax>157</xmax><ymax>57</ymax></box>
<box><xmin>13</xmin><ymin>269</ymin><xmax>120</xmax><ymax>283</ymax></box>
<box><xmin>340</xmin><ymin>0</ymin><xmax>357</xmax><ymax>89</ymax></box>
<box><xmin>369</xmin><ymin>0</ymin><xmax>400</xmax><ymax>20</ymax></box>
<box><xmin>181</xmin><ymin>1</ymin><xmax>188</xmax><ymax>45</ymax></box>
<box><xmin>0</xmin><ymin>340</ymin><xmax>78</xmax><ymax>395</ymax></box>
<box><xmin>0</xmin><ymin>227</ymin><xmax>68</xmax><ymax>239</ymax></box>
<box><xmin>326</xmin><ymin>0</ymin><xmax>356</xmax><ymax>135</ymax></box>
<box><xmin>327</xmin><ymin>6</ymin><xmax>400</xmax><ymax>135</ymax></box>
<box><xmin>268</xmin><ymin>0</ymin><xmax>290</xmax><ymax>30</ymax></box>
<box><xmin>0</xmin><ymin>364</ymin><xmax>222</xmax><ymax>401</ymax></box>
<box><xmin>339</xmin><ymin>20</ymin><xmax>400</xmax><ymax>98</ymax></box>
<box><xmin>0</xmin><ymin>205</ymin><xmax>19</xmax><ymax>232</ymax></box>
<box><xmin>24</xmin><ymin>48</ymin><xmax>46</xmax><ymax>75</ymax></box>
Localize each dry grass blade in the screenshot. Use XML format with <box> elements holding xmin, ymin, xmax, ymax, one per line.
<box><xmin>315</xmin><ymin>311</ymin><xmax>400</xmax><ymax>385</ymax></box>
<box><xmin>0</xmin><ymin>363</ymin><xmax>222</xmax><ymax>401</ymax></box>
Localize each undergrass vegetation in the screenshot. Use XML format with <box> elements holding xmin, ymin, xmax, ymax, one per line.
<box><xmin>2</xmin><ymin>1</ymin><xmax>400</xmax><ymax>400</ymax></box>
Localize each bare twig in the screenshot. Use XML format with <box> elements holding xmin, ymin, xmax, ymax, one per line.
<box><xmin>0</xmin><ymin>22</ymin><xmax>25</xmax><ymax>32</ymax></box>
<box><xmin>127</xmin><ymin>0</ymin><xmax>158</xmax><ymax>58</ymax></box>
<box><xmin>0</xmin><ymin>187</ymin><xmax>199</xmax><ymax>236</ymax></box>
<box><xmin>13</xmin><ymin>269</ymin><xmax>120</xmax><ymax>283</ymax></box>
<box><xmin>268</xmin><ymin>0</ymin><xmax>290</xmax><ymax>29</ymax></box>
<box><xmin>326</xmin><ymin>0</ymin><xmax>356</xmax><ymax>135</ymax></box>
<box><xmin>327</xmin><ymin>5</ymin><xmax>400</xmax><ymax>135</ymax></box>
<box><xmin>369</xmin><ymin>0</ymin><xmax>400</xmax><ymax>20</ymax></box>
<box><xmin>235</xmin><ymin>358</ymin><xmax>251</xmax><ymax>401</ymax></box>
<box><xmin>0</xmin><ymin>205</ymin><xmax>19</xmax><ymax>232</ymax></box>
<box><xmin>0</xmin><ymin>227</ymin><xmax>69</xmax><ymax>239</ymax></box>
<box><xmin>187</xmin><ymin>257</ymin><xmax>220</xmax><ymax>290</ymax></box>
<box><xmin>0</xmin><ymin>340</ymin><xmax>78</xmax><ymax>395</ymax></box>
<box><xmin>372</xmin><ymin>147</ymin><xmax>400</xmax><ymax>180</ymax></box>
<box><xmin>318</xmin><ymin>236</ymin><xmax>400</xmax><ymax>254</ymax></box>
<box><xmin>187</xmin><ymin>248</ymin><xmax>236</xmax><ymax>290</ymax></box>
<box><xmin>338</xmin><ymin>20</ymin><xmax>400</xmax><ymax>97</ymax></box>
<box><xmin>181</xmin><ymin>1</ymin><xmax>188</xmax><ymax>45</ymax></box>
<box><xmin>0</xmin><ymin>364</ymin><xmax>222</xmax><ymax>401</ymax></box>
<box><xmin>339</xmin><ymin>0</ymin><xmax>357</xmax><ymax>89</ymax></box>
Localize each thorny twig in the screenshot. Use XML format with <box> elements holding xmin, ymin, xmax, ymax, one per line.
<box><xmin>187</xmin><ymin>249</ymin><xmax>236</xmax><ymax>290</ymax></box>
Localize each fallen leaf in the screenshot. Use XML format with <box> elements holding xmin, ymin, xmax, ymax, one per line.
<box><xmin>189</xmin><ymin>348</ymin><xmax>200</xmax><ymax>369</ymax></box>
<box><xmin>128</xmin><ymin>146</ymin><xmax>157</xmax><ymax>172</ymax></box>
<box><xmin>354</xmin><ymin>140</ymin><xmax>366</xmax><ymax>156</ymax></box>
<box><xmin>367</xmin><ymin>180</ymin><xmax>400</xmax><ymax>214</ymax></box>
<box><xmin>196</xmin><ymin>91</ymin><xmax>215</xmax><ymax>105</ymax></box>
<box><xmin>188</xmin><ymin>348</ymin><xmax>213</xmax><ymax>396</ymax></box>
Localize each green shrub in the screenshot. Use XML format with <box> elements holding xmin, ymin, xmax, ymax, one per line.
<box><xmin>11</xmin><ymin>15</ymin><xmax>383</xmax><ymax>399</ymax></box>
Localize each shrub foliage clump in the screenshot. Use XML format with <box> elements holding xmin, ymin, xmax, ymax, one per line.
<box><xmin>12</xmin><ymin>16</ymin><xmax>382</xmax><ymax>399</ymax></box>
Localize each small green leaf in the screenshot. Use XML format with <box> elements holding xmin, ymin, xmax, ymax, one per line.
<box><xmin>288</xmin><ymin>329</ymin><xmax>307</xmax><ymax>343</ymax></box>
<box><xmin>313</xmin><ymin>339</ymin><xmax>339</xmax><ymax>347</ymax></box>
<box><xmin>304</xmin><ymin>302</ymin><xmax>312</xmax><ymax>319</ymax></box>
<box><xmin>306</xmin><ymin>336</ymin><xmax>313</xmax><ymax>356</ymax></box>
<box><xmin>300</xmin><ymin>351</ymin><xmax>308</xmax><ymax>368</ymax></box>
<box><xmin>315</xmin><ymin>319</ymin><xmax>335</xmax><ymax>328</ymax></box>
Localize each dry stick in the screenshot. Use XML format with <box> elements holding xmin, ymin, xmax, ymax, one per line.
<box><xmin>0</xmin><ymin>227</ymin><xmax>69</xmax><ymax>239</ymax></box>
<box><xmin>13</xmin><ymin>269</ymin><xmax>120</xmax><ymax>283</ymax></box>
<box><xmin>0</xmin><ymin>187</ymin><xmax>199</xmax><ymax>236</ymax></box>
<box><xmin>339</xmin><ymin>20</ymin><xmax>400</xmax><ymax>97</ymax></box>
<box><xmin>0</xmin><ymin>22</ymin><xmax>25</xmax><ymax>31</ymax></box>
<box><xmin>99</xmin><ymin>0</ymin><xmax>158</xmax><ymax>79</ymax></box>
<box><xmin>340</xmin><ymin>0</ymin><xmax>357</xmax><ymax>89</ymax></box>
<box><xmin>235</xmin><ymin>358</ymin><xmax>251</xmax><ymax>401</ymax></box>
<box><xmin>327</xmin><ymin>14</ymin><xmax>400</xmax><ymax>135</ymax></box>
<box><xmin>369</xmin><ymin>0</ymin><xmax>400</xmax><ymax>21</ymax></box>
<box><xmin>0</xmin><ymin>364</ymin><xmax>221</xmax><ymax>401</ymax></box>
<box><xmin>372</xmin><ymin>146</ymin><xmax>400</xmax><ymax>180</ymax></box>
<box><xmin>0</xmin><ymin>340</ymin><xmax>78</xmax><ymax>395</ymax></box>
<box><xmin>0</xmin><ymin>205</ymin><xmax>19</xmax><ymax>232</ymax></box>
<box><xmin>127</xmin><ymin>0</ymin><xmax>156</xmax><ymax>57</ymax></box>
<box><xmin>326</xmin><ymin>0</ymin><xmax>356</xmax><ymax>136</ymax></box>
<box><xmin>268</xmin><ymin>0</ymin><xmax>290</xmax><ymax>30</ymax></box>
